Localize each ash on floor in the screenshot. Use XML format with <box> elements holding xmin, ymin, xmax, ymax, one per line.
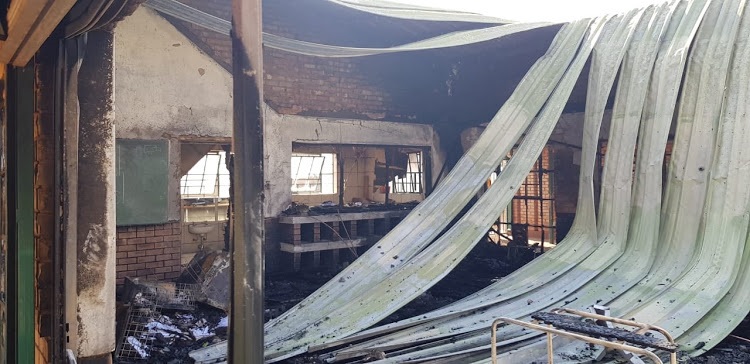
<box><xmin>116</xmin><ymin>306</ymin><xmax>228</xmax><ymax>363</ymax></box>
<box><xmin>685</xmin><ymin>340</ymin><xmax>750</xmax><ymax>363</ymax></box>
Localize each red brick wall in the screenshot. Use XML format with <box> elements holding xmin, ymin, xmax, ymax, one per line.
<box><xmin>511</xmin><ymin>147</ymin><xmax>554</xmax><ymax>241</ymax></box>
<box><xmin>169</xmin><ymin>0</ymin><xmax>394</xmax><ymax>120</ymax></box>
<box><xmin>116</xmin><ymin>223</ymin><xmax>182</xmax><ymax>284</ymax></box>
<box><xmin>263</xmin><ymin>51</ymin><xmax>391</xmax><ymax>118</ymax></box>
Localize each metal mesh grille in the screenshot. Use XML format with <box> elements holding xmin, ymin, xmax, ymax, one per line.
<box><xmin>116</xmin><ymin>291</ymin><xmax>161</xmax><ymax>361</ymax></box>
<box><xmin>155</xmin><ymin>283</ymin><xmax>200</xmax><ymax>310</ymax></box>
<box><xmin>115</xmin><ymin>284</ymin><xmax>200</xmax><ymax>361</ymax></box>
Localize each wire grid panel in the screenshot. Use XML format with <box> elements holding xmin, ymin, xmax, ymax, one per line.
<box><xmin>183</xmin><ymin>261</ymin><xmax>203</xmax><ymax>283</ymax></box>
<box><xmin>155</xmin><ymin>283</ymin><xmax>200</xmax><ymax>310</ymax></box>
<box><xmin>116</xmin><ymin>292</ymin><xmax>162</xmax><ymax>361</ymax></box>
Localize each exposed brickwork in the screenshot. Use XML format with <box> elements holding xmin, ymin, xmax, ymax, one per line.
<box><xmin>116</xmin><ymin>223</ymin><xmax>182</xmax><ymax>284</ymax></box>
<box><xmin>167</xmin><ymin>0</ymin><xmax>394</xmax><ymax>120</ymax></box>
<box><xmin>263</xmin><ymin>51</ymin><xmax>391</xmax><ymax>118</ymax></box>
<box><xmin>511</xmin><ymin>147</ymin><xmax>554</xmax><ymax>241</ymax></box>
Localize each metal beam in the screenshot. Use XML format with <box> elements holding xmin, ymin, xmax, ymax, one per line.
<box><xmin>230</xmin><ymin>0</ymin><xmax>264</xmax><ymax>363</ymax></box>
<box><xmin>7</xmin><ymin>64</ymin><xmax>35</xmax><ymax>364</ymax></box>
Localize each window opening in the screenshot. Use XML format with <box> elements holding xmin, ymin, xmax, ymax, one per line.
<box><xmin>180</xmin><ymin>150</ymin><xmax>230</xmax><ymax>222</ymax></box>
<box><xmin>291</xmin><ymin>153</ymin><xmax>337</xmax><ymax>195</ymax></box>
<box><xmin>487</xmin><ymin>147</ymin><xmax>556</xmax><ymax>252</ymax></box>
<box><xmin>390</xmin><ymin>152</ymin><xmax>423</xmax><ymax>194</ymax></box>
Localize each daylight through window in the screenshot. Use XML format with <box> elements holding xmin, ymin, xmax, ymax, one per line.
<box><xmin>180</xmin><ymin>151</ymin><xmax>230</xmax><ymax>198</ymax></box>
<box><xmin>180</xmin><ymin>150</ymin><xmax>231</xmax><ymax>223</ymax></box>
<box><xmin>391</xmin><ymin>152</ymin><xmax>423</xmax><ymax>194</ymax></box>
<box><xmin>291</xmin><ymin>153</ymin><xmax>337</xmax><ymax>195</ymax></box>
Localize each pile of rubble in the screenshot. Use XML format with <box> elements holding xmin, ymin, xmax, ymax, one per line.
<box><xmin>116</xmin><ymin>251</ymin><xmax>232</xmax><ymax>363</ymax></box>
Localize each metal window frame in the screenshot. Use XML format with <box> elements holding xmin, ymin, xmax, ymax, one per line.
<box><xmin>290</xmin><ymin>152</ymin><xmax>337</xmax><ymax>195</ymax></box>
<box><xmin>181</xmin><ymin>150</ymin><xmax>231</xmax><ymax>223</ymax></box>
<box><xmin>391</xmin><ymin>150</ymin><xmax>425</xmax><ymax>194</ymax></box>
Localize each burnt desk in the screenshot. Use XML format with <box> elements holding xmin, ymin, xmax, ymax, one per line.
<box><xmin>279</xmin><ymin>210</ymin><xmax>411</xmax><ymax>271</ymax></box>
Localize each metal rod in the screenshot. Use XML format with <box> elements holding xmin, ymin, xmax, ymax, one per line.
<box><xmin>549</xmin><ymin>147</ymin><xmax>556</xmax><ymax>245</ymax></box>
<box><xmin>491</xmin><ymin>320</ymin><xmax>498</xmax><ymax>364</ymax></box>
<box><xmin>547</xmin><ymin>325</ymin><xmax>554</xmax><ymax>363</ymax></box>
<box><xmin>538</xmin><ymin>152</ymin><xmax>545</xmax><ymax>253</ymax></box>
<box><xmin>730</xmin><ymin>334</ymin><xmax>750</xmax><ymax>344</ymax></box>
<box><xmin>230</xmin><ymin>0</ymin><xmax>265</xmax><ymax>362</ymax></box>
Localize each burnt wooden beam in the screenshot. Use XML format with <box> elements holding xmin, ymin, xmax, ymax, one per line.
<box><xmin>531</xmin><ymin>312</ymin><xmax>678</xmax><ymax>352</ymax></box>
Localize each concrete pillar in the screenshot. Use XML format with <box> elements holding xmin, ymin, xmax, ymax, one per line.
<box><xmin>231</xmin><ymin>0</ymin><xmax>265</xmax><ymax>360</ymax></box>
<box><xmin>75</xmin><ymin>30</ymin><xmax>116</xmax><ymax>362</ymax></box>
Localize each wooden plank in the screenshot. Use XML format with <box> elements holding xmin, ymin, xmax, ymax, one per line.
<box><xmin>13</xmin><ymin>0</ymin><xmax>77</xmax><ymax>66</ymax></box>
<box><xmin>280</xmin><ymin>239</ymin><xmax>366</xmax><ymax>253</ymax></box>
<box><xmin>0</xmin><ymin>0</ymin><xmax>76</xmax><ymax>67</ymax></box>
<box><xmin>0</xmin><ymin>0</ymin><xmax>46</xmax><ymax>65</ymax></box>
<box><xmin>279</xmin><ymin>210</ymin><xmax>410</xmax><ymax>224</ymax></box>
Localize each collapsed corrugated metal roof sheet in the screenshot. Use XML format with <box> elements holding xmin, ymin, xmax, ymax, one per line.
<box><xmin>145</xmin><ymin>0</ymin><xmax>554</xmax><ymax>57</ymax></box>
<box><xmin>326</xmin><ymin>0</ymin><xmax>513</xmax><ymax>23</ymax></box>
<box><xmin>138</xmin><ymin>0</ymin><xmax>750</xmax><ymax>361</ymax></box>
<box><xmin>258</xmin><ymin>0</ymin><xmax>750</xmax><ymax>362</ymax></box>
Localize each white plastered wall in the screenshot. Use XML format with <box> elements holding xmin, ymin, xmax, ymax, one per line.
<box><xmin>114</xmin><ymin>6</ymin><xmax>233</xmax><ymax>220</ymax></box>
<box><xmin>113</xmin><ymin>7</ymin><xmax>446</xmax><ymax>220</ymax></box>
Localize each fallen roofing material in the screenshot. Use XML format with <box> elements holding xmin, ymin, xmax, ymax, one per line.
<box><xmin>263</xmin><ymin>15</ymin><xmax>602</xmax><ymax>362</ymax></box>
<box><xmin>326</xmin><ymin>0</ymin><xmax>513</xmax><ymax>23</ymax></box>
<box><xmin>144</xmin><ymin>0</ymin><xmax>556</xmax><ymax>57</ymax></box>
<box><xmin>161</xmin><ymin>0</ymin><xmax>749</xmax><ymax>360</ymax></box>
<box><xmin>258</xmin><ymin>0</ymin><xmax>750</xmax><ymax>361</ymax></box>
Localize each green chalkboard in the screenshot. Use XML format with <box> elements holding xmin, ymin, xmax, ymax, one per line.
<box><xmin>116</xmin><ymin>139</ymin><xmax>169</xmax><ymax>226</ymax></box>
